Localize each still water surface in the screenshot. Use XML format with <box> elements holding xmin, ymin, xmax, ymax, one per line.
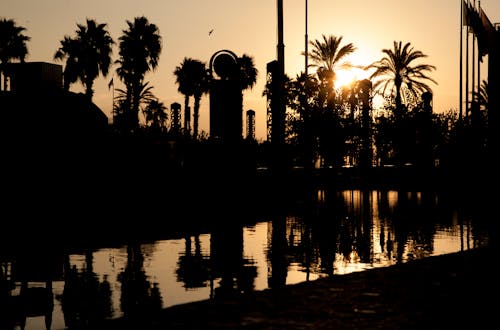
<box><xmin>0</xmin><ymin>189</ymin><xmax>491</xmax><ymax>330</ymax></box>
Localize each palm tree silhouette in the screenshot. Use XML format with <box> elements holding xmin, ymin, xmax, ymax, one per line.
<box><xmin>173</xmin><ymin>58</ymin><xmax>209</xmax><ymax>139</ymax></box>
<box><xmin>304</xmin><ymin>34</ymin><xmax>356</xmax><ymax>107</ymax></box>
<box><xmin>0</xmin><ymin>18</ymin><xmax>30</xmax><ymax>91</ymax></box>
<box><xmin>367</xmin><ymin>41</ymin><xmax>437</xmax><ymax>117</ymax></box>
<box><xmin>53</xmin><ymin>36</ymin><xmax>80</xmax><ymax>91</ymax></box>
<box><xmin>54</xmin><ymin>18</ymin><xmax>114</xmax><ymax>100</ymax></box>
<box><xmin>115</xmin><ymin>16</ymin><xmax>162</xmax><ymax>133</ymax></box>
<box><xmin>305</xmin><ymin>34</ymin><xmax>356</xmax><ymax>78</ymax></box>
<box><xmin>236</xmin><ymin>54</ymin><xmax>258</xmax><ymax>91</ymax></box>
<box><xmin>113</xmin><ymin>81</ymin><xmax>156</xmax><ymax>130</ymax></box>
<box><xmin>302</xmin><ymin>35</ymin><xmax>355</xmax><ymax>168</ymax></box>
<box><xmin>143</xmin><ymin>98</ymin><xmax>168</xmax><ymax>134</ymax></box>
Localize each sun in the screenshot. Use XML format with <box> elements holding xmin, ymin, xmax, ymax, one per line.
<box><xmin>334</xmin><ymin>53</ymin><xmax>372</xmax><ymax>89</ymax></box>
<box><xmin>334</xmin><ymin>66</ymin><xmax>370</xmax><ymax>89</ymax></box>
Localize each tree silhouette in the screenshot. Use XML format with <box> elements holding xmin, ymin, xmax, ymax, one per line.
<box><xmin>173</xmin><ymin>57</ymin><xmax>209</xmax><ymax>139</ymax></box>
<box><xmin>113</xmin><ymin>81</ymin><xmax>156</xmax><ymax>132</ymax></box>
<box><xmin>143</xmin><ymin>98</ymin><xmax>168</xmax><ymax>136</ymax></box>
<box><xmin>236</xmin><ymin>54</ymin><xmax>258</xmax><ymax>91</ymax></box>
<box><xmin>0</xmin><ymin>18</ymin><xmax>30</xmax><ymax>91</ymax></box>
<box><xmin>54</xmin><ymin>18</ymin><xmax>114</xmax><ymax>100</ymax></box>
<box><xmin>304</xmin><ymin>34</ymin><xmax>356</xmax><ymax>107</ymax></box>
<box><xmin>305</xmin><ymin>34</ymin><xmax>356</xmax><ymax>78</ymax></box>
<box><xmin>115</xmin><ymin>16</ymin><xmax>162</xmax><ymax>133</ymax></box>
<box><xmin>367</xmin><ymin>41</ymin><xmax>437</xmax><ymax>118</ymax></box>
<box><xmin>300</xmin><ymin>35</ymin><xmax>356</xmax><ymax>169</ymax></box>
<box><xmin>53</xmin><ymin>36</ymin><xmax>80</xmax><ymax>91</ymax></box>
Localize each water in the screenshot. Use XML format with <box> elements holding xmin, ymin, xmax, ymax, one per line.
<box><xmin>0</xmin><ymin>189</ymin><xmax>491</xmax><ymax>330</ymax></box>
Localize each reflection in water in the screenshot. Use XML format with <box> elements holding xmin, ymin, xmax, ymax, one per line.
<box><xmin>0</xmin><ymin>189</ymin><xmax>491</xmax><ymax>329</ymax></box>
<box><xmin>118</xmin><ymin>244</ymin><xmax>163</xmax><ymax>324</ymax></box>
<box><xmin>268</xmin><ymin>214</ymin><xmax>288</xmax><ymax>289</ymax></box>
<box><xmin>176</xmin><ymin>235</ymin><xmax>210</xmax><ymax>289</ymax></box>
<box><xmin>211</xmin><ymin>222</ymin><xmax>257</xmax><ymax>300</ymax></box>
<box><xmin>60</xmin><ymin>251</ymin><xmax>113</xmax><ymax>328</ymax></box>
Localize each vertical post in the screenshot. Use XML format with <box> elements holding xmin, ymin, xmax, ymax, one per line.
<box><xmin>275</xmin><ymin>0</ymin><xmax>285</xmax><ymax>146</ymax></box>
<box><xmin>477</xmin><ymin>0</ymin><xmax>481</xmax><ymax>92</ymax></box>
<box><xmin>460</xmin><ymin>0</ymin><xmax>463</xmax><ymax>122</ymax></box>
<box><xmin>305</xmin><ymin>0</ymin><xmax>308</xmax><ymax>77</ymax></box>
<box><xmin>112</xmin><ymin>81</ymin><xmax>114</xmax><ymax>124</ymax></box>
<box><xmin>465</xmin><ymin>1</ymin><xmax>470</xmax><ymax>120</ymax></box>
<box><xmin>272</xmin><ymin>0</ymin><xmax>286</xmax><ymax>174</ymax></box>
<box><xmin>277</xmin><ymin>0</ymin><xmax>285</xmax><ymax>79</ymax></box>
<box><xmin>472</xmin><ymin>0</ymin><xmax>476</xmax><ymax>102</ymax></box>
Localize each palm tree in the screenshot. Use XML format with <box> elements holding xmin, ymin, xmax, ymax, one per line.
<box><xmin>54</xmin><ymin>36</ymin><xmax>80</xmax><ymax>91</ymax></box>
<box><xmin>305</xmin><ymin>34</ymin><xmax>356</xmax><ymax>76</ymax></box>
<box><xmin>143</xmin><ymin>99</ymin><xmax>168</xmax><ymax>134</ymax></box>
<box><xmin>113</xmin><ymin>81</ymin><xmax>156</xmax><ymax>130</ymax></box>
<box><xmin>367</xmin><ymin>41</ymin><xmax>437</xmax><ymax>117</ymax></box>
<box><xmin>173</xmin><ymin>58</ymin><xmax>209</xmax><ymax>139</ymax></box>
<box><xmin>304</xmin><ymin>34</ymin><xmax>356</xmax><ymax>107</ymax></box>
<box><xmin>54</xmin><ymin>19</ymin><xmax>114</xmax><ymax>100</ymax></box>
<box><xmin>302</xmin><ymin>35</ymin><xmax>355</xmax><ymax>168</ymax></box>
<box><xmin>116</xmin><ymin>16</ymin><xmax>162</xmax><ymax>132</ymax></box>
<box><xmin>0</xmin><ymin>18</ymin><xmax>30</xmax><ymax>91</ymax></box>
<box><xmin>236</xmin><ymin>54</ymin><xmax>258</xmax><ymax>91</ymax></box>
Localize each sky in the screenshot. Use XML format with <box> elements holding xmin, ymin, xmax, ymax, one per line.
<box><xmin>1</xmin><ymin>0</ymin><xmax>499</xmax><ymax>142</ymax></box>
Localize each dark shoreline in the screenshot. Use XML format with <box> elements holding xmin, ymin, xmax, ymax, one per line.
<box><xmin>102</xmin><ymin>245</ymin><xmax>498</xmax><ymax>329</ymax></box>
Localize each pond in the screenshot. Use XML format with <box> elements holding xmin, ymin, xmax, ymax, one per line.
<box><xmin>0</xmin><ymin>188</ymin><xmax>491</xmax><ymax>330</ymax></box>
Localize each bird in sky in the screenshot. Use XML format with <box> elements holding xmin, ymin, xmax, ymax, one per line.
<box><xmin>208</xmin><ymin>29</ymin><xmax>214</xmax><ymax>36</ymax></box>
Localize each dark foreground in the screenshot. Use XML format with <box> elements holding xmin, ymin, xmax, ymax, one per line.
<box><xmin>100</xmin><ymin>245</ymin><xmax>497</xmax><ymax>330</ymax></box>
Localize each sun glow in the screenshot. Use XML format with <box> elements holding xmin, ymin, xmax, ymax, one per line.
<box><xmin>334</xmin><ymin>66</ymin><xmax>371</xmax><ymax>89</ymax></box>
<box><xmin>333</xmin><ymin>52</ymin><xmax>373</xmax><ymax>89</ymax></box>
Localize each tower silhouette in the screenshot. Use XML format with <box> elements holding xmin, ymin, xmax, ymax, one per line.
<box><xmin>170</xmin><ymin>102</ymin><xmax>181</xmax><ymax>135</ymax></box>
<box><xmin>246</xmin><ymin>109</ymin><xmax>255</xmax><ymax>140</ymax></box>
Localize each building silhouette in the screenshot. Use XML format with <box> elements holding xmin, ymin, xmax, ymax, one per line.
<box><xmin>209</xmin><ymin>50</ymin><xmax>243</xmax><ymax>143</ymax></box>
<box><xmin>1</xmin><ymin>61</ymin><xmax>108</xmax><ymax>145</ymax></box>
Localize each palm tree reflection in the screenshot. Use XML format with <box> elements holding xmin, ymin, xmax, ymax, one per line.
<box><xmin>176</xmin><ymin>234</ymin><xmax>210</xmax><ymax>289</ymax></box>
<box><xmin>118</xmin><ymin>243</ymin><xmax>163</xmax><ymax>323</ymax></box>
<box><xmin>60</xmin><ymin>251</ymin><xmax>113</xmax><ymax>328</ymax></box>
<box><xmin>210</xmin><ymin>222</ymin><xmax>257</xmax><ymax>300</ymax></box>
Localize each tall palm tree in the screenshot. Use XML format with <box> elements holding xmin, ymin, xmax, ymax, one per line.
<box><xmin>54</xmin><ymin>19</ymin><xmax>114</xmax><ymax>100</ymax></box>
<box><xmin>304</xmin><ymin>34</ymin><xmax>356</xmax><ymax>100</ymax></box>
<box><xmin>54</xmin><ymin>36</ymin><xmax>80</xmax><ymax>91</ymax></box>
<box><xmin>302</xmin><ymin>35</ymin><xmax>355</xmax><ymax>168</ymax></box>
<box><xmin>173</xmin><ymin>58</ymin><xmax>209</xmax><ymax>139</ymax></box>
<box><xmin>0</xmin><ymin>18</ymin><xmax>30</xmax><ymax>91</ymax></box>
<box><xmin>236</xmin><ymin>54</ymin><xmax>258</xmax><ymax>91</ymax></box>
<box><xmin>116</xmin><ymin>16</ymin><xmax>162</xmax><ymax>132</ymax></box>
<box><xmin>367</xmin><ymin>41</ymin><xmax>437</xmax><ymax>116</ymax></box>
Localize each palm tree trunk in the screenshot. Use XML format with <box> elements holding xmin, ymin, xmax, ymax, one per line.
<box><xmin>183</xmin><ymin>95</ymin><xmax>190</xmax><ymax>136</ymax></box>
<box><xmin>193</xmin><ymin>95</ymin><xmax>201</xmax><ymax>139</ymax></box>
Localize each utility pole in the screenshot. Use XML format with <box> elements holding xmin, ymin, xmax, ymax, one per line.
<box><xmin>275</xmin><ymin>0</ymin><xmax>285</xmax><ymax>147</ymax></box>
<box><xmin>305</xmin><ymin>0</ymin><xmax>308</xmax><ymax>76</ymax></box>
<box><xmin>272</xmin><ymin>0</ymin><xmax>286</xmax><ymax>173</ymax></box>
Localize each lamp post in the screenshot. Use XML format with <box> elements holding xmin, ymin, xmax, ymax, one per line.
<box><xmin>276</xmin><ymin>0</ymin><xmax>285</xmax><ymax>147</ymax></box>
<box><xmin>305</xmin><ymin>0</ymin><xmax>308</xmax><ymax>76</ymax></box>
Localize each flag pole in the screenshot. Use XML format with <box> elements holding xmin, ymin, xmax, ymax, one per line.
<box><xmin>460</xmin><ymin>0</ymin><xmax>463</xmax><ymax>122</ymax></box>
<box><xmin>477</xmin><ymin>0</ymin><xmax>481</xmax><ymax>95</ymax></box>
<box><xmin>465</xmin><ymin>0</ymin><xmax>470</xmax><ymax>120</ymax></box>
<box><xmin>305</xmin><ymin>0</ymin><xmax>308</xmax><ymax>77</ymax></box>
<box><xmin>109</xmin><ymin>76</ymin><xmax>114</xmax><ymax>124</ymax></box>
<box><xmin>472</xmin><ymin>0</ymin><xmax>476</xmax><ymax>103</ymax></box>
